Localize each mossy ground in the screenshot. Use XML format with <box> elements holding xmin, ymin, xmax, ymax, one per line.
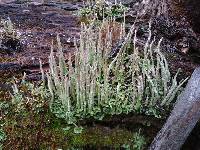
<box><xmin>2</xmin><ymin>106</ymin><xmax>148</xmax><ymax>149</ymax></box>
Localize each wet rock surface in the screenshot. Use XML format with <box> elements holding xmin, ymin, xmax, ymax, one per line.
<box><xmin>0</xmin><ymin>2</ymin><xmax>198</xmax><ymax>96</ymax></box>
<box><xmin>0</xmin><ymin>1</ymin><xmax>84</xmax><ymax>100</ymax></box>
<box><xmin>0</xmin><ymin>0</ymin><xmax>199</xmax><ymax>80</ymax></box>
<box><xmin>183</xmin><ymin>0</ymin><xmax>200</xmax><ymax>33</ymax></box>
<box><xmin>150</xmin><ymin>0</ymin><xmax>200</xmax><ymax>79</ymax></box>
<box><xmin>0</xmin><ymin>0</ymin><xmax>81</xmax><ymax>69</ymax></box>
<box><xmin>0</xmin><ymin>37</ymin><xmax>23</xmax><ymax>54</ymax></box>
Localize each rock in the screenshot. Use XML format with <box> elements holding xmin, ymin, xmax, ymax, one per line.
<box><xmin>182</xmin><ymin>0</ymin><xmax>200</xmax><ymax>33</ymax></box>
<box><xmin>1</xmin><ymin>37</ymin><xmax>22</xmax><ymax>54</ymax></box>
<box><xmin>107</xmin><ymin>0</ymin><xmax>139</xmax><ymax>6</ymax></box>
<box><xmin>42</xmin><ymin>1</ymin><xmax>84</xmax><ymax>11</ymax></box>
<box><xmin>0</xmin><ymin>62</ymin><xmax>22</xmax><ymax>78</ymax></box>
<box><xmin>0</xmin><ymin>0</ymin><xmax>15</xmax><ymax>4</ymax></box>
<box><xmin>149</xmin><ymin>67</ymin><xmax>200</xmax><ymax>150</ymax></box>
<box><xmin>0</xmin><ymin>0</ymin><xmax>80</xmax><ymax>76</ymax></box>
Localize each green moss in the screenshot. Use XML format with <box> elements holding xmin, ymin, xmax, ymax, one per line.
<box><xmin>2</xmin><ymin>105</ymin><xmax>147</xmax><ymax>149</ymax></box>
<box><xmin>57</xmin><ymin>127</ymin><xmax>134</xmax><ymax>148</ymax></box>
<box><xmin>71</xmin><ymin>134</ymin><xmax>86</xmax><ymax>147</ymax></box>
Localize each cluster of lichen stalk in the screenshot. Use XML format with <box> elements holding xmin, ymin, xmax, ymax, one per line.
<box><xmin>43</xmin><ymin>20</ymin><xmax>187</xmax><ymax>124</ymax></box>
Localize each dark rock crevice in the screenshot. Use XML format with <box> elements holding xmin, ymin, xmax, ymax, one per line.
<box><xmin>182</xmin><ymin>0</ymin><xmax>200</xmax><ymax>34</ymax></box>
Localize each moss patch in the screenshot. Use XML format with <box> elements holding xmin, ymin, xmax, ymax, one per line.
<box><xmin>2</xmin><ymin>106</ymin><xmax>147</xmax><ymax>149</ymax></box>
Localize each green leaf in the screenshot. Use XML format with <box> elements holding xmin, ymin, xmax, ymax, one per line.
<box><xmin>62</xmin><ymin>126</ymin><xmax>71</xmax><ymax>131</ymax></box>
<box><xmin>0</xmin><ymin>129</ymin><xmax>6</xmax><ymax>142</ymax></box>
<box><xmin>74</xmin><ymin>126</ymin><xmax>83</xmax><ymax>134</ymax></box>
